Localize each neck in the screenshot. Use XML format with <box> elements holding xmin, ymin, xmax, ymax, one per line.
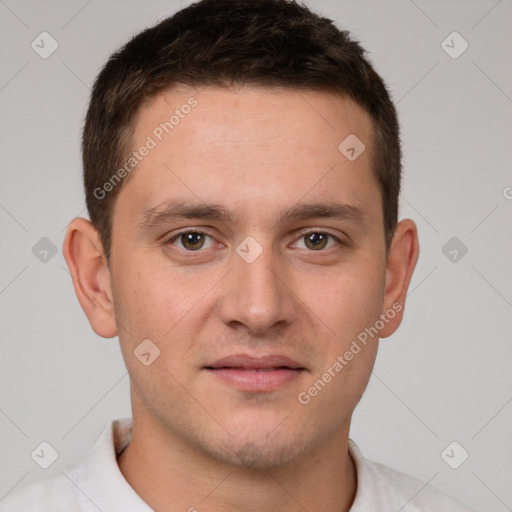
<box><xmin>117</xmin><ymin>413</ymin><xmax>357</xmax><ymax>512</ymax></box>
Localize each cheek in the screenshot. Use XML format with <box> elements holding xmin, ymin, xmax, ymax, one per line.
<box><xmin>112</xmin><ymin>256</ymin><xmax>189</xmax><ymax>330</ymax></box>
<box><xmin>296</xmin><ymin>257</ymin><xmax>386</xmax><ymax>347</ymax></box>
<box><xmin>111</xmin><ymin>257</ymin><xmax>215</xmax><ymax>371</ymax></box>
<box><xmin>306</xmin><ymin>260</ymin><xmax>385</xmax><ymax>408</ymax></box>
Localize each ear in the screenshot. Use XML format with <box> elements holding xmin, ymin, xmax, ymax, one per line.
<box><xmin>379</xmin><ymin>218</ymin><xmax>420</xmax><ymax>338</ymax></box>
<box><xmin>62</xmin><ymin>217</ymin><xmax>118</xmax><ymax>338</ymax></box>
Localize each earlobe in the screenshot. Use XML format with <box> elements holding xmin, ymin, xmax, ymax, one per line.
<box><xmin>379</xmin><ymin>219</ymin><xmax>420</xmax><ymax>338</ymax></box>
<box><xmin>62</xmin><ymin>218</ymin><xmax>118</xmax><ymax>338</ymax></box>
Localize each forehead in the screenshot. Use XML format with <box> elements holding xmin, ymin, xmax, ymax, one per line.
<box><xmin>118</xmin><ymin>86</ymin><xmax>379</xmax><ymax>227</ymax></box>
<box><xmin>134</xmin><ymin>85</ymin><xmax>374</xmax><ymax>156</ymax></box>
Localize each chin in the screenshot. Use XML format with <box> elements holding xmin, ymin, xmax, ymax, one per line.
<box><xmin>197</xmin><ymin>424</ymin><xmax>315</xmax><ymax>471</ymax></box>
<box><xmin>232</xmin><ymin>440</ymin><xmax>302</xmax><ymax>470</ymax></box>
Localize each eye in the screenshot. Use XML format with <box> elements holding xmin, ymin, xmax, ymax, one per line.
<box><xmin>164</xmin><ymin>229</ymin><xmax>342</xmax><ymax>253</ymax></box>
<box><xmin>166</xmin><ymin>230</ymin><xmax>216</xmax><ymax>251</ymax></box>
<box><xmin>292</xmin><ymin>231</ymin><xmax>342</xmax><ymax>251</ymax></box>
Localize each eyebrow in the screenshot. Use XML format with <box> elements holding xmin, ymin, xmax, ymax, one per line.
<box><xmin>137</xmin><ymin>199</ymin><xmax>366</xmax><ymax>231</ymax></box>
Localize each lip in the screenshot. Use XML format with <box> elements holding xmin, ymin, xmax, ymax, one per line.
<box><xmin>204</xmin><ymin>354</ymin><xmax>306</xmax><ymax>392</ymax></box>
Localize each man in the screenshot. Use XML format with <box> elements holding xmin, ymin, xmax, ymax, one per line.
<box><xmin>1</xmin><ymin>0</ymin><xmax>474</xmax><ymax>510</ymax></box>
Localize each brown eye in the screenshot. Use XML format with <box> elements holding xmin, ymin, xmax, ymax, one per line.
<box><xmin>293</xmin><ymin>232</ymin><xmax>340</xmax><ymax>251</ymax></box>
<box><xmin>167</xmin><ymin>231</ymin><xmax>214</xmax><ymax>251</ymax></box>
<box><xmin>180</xmin><ymin>232</ymin><xmax>205</xmax><ymax>250</ymax></box>
<box><xmin>304</xmin><ymin>232</ymin><xmax>329</xmax><ymax>250</ymax></box>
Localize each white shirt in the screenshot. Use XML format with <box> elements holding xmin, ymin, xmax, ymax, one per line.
<box><xmin>0</xmin><ymin>417</ymin><xmax>474</xmax><ymax>511</ymax></box>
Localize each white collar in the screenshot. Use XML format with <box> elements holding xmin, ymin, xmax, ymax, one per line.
<box><xmin>70</xmin><ymin>417</ymin><xmax>152</xmax><ymax>511</ymax></box>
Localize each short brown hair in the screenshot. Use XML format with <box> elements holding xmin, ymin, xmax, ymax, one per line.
<box><xmin>83</xmin><ymin>0</ymin><xmax>401</xmax><ymax>261</ymax></box>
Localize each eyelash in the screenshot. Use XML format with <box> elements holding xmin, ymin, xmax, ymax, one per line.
<box><xmin>164</xmin><ymin>229</ymin><xmax>344</xmax><ymax>253</ymax></box>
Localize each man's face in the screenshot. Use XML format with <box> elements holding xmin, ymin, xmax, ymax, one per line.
<box><xmin>109</xmin><ymin>86</ymin><xmax>388</xmax><ymax>468</ymax></box>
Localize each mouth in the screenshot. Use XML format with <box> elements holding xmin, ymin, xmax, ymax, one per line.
<box><xmin>204</xmin><ymin>354</ymin><xmax>306</xmax><ymax>392</ymax></box>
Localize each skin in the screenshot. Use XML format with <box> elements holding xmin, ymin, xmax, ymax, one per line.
<box><xmin>63</xmin><ymin>86</ymin><xmax>419</xmax><ymax>512</ymax></box>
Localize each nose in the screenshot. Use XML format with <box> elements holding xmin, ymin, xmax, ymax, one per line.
<box><xmin>218</xmin><ymin>240</ymin><xmax>297</xmax><ymax>335</ymax></box>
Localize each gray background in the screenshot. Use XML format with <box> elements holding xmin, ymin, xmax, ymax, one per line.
<box><xmin>1</xmin><ymin>0</ymin><xmax>511</xmax><ymax>510</ymax></box>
